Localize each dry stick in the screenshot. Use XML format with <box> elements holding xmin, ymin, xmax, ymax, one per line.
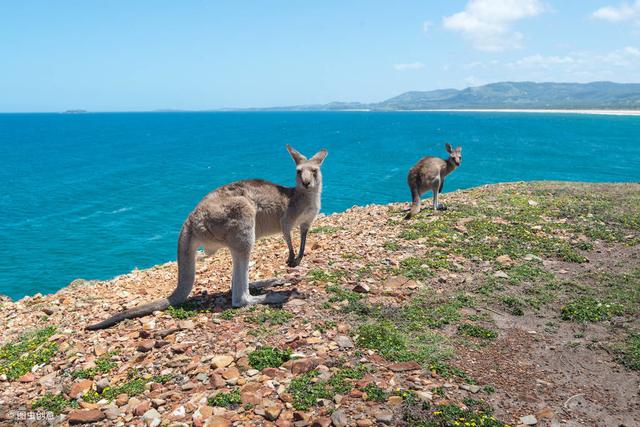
<box><xmin>563</xmin><ymin>393</ymin><xmax>585</xmax><ymax>409</ymax></box>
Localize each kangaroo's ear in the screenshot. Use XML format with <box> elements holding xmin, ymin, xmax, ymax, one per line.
<box><xmin>286</xmin><ymin>144</ymin><xmax>306</xmax><ymax>165</ymax></box>
<box><xmin>456</xmin><ymin>146</ymin><xmax>462</xmax><ymax>152</ymax></box>
<box><xmin>309</xmin><ymin>148</ymin><xmax>328</xmax><ymax>166</ymax></box>
<box><xmin>445</xmin><ymin>143</ymin><xmax>453</xmax><ymax>154</ymax></box>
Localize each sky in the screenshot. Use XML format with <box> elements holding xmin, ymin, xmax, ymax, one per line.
<box><xmin>1</xmin><ymin>0</ymin><xmax>639</xmax><ymax>112</ymax></box>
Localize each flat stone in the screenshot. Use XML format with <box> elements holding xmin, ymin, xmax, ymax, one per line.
<box><xmin>142</xmin><ymin>408</ymin><xmax>162</xmax><ymax>427</ymax></box>
<box><xmin>204</xmin><ymin>416</ymin><xmax>231</xmax><ymax>427</ymax></box>
<box><xmin>520</xmin><ymin>415</ymin><xmax>538</xmax><ymax>425</ymax></box>
<box><xmin>134</xmin><ymin>401</ymin><xmax>151</xmax><ymax>416</ymax></box>
<box><xmin>494</xmin><ymin>271</ymin><xmax>509</xmax><ymax>279</ymax></box>
<box><xmin>69</xmin><ymin>379</ymin><xmax>93</xmax><ymax>398</ymax></box>
<box><xmin>335</xmin><ymin>335</ymin><xmax>354</xmax><ymax>349</ymax></box>
<box><xmin>312</xmin><ymin>417</ymin><xmax>332</xmax><ymax>427</ymax></box>
<box><xmin>287</xmin><ymin>357</ymin><xmax>321</xmax><ymax>375</ymax></box>
<box><xmin>211</xmin><ymin>355</ymin><xmax>234</xmax><ymax>369</ymax></box>
<box><xmin>137</xmin><ymin>339</ymin><xmax>156</xmax><ymax>352</ymax></box>
<box><xmin>356</xmin><ymin>420</ymin><xmax>373</xmax><ymax>427</ymax></box>
<box><xmin>330</xmin><ymin>409</ymin><xmax>348</xmax><ymax>427</ymax></box>
<box><xmin>374</xmin><ymin>410</ymin><xmax>394</xmax><ymax>424</ymax></box>
<box><xmin>460</xmin><ymin>384</ymin><xmax>481</xmax><ymax>393</ymax></box>
<box><xmin>222</xmin><ymin>367</ymin><xmax>240</xmax><ymax>380</ymax></box>
<box><xmin>68</xmin><ymin>409</ymin><xmax>105</xmax><ymax>424</ymax></box>
<box><xmin>352</xmin><ymin>283</ymin><xmax>370</xmax><ymax>293</ymax></box>
<box><xmin>19</xmin><ymin>372</ymin><xmax>35</xmax><ymax>382</ymax></box>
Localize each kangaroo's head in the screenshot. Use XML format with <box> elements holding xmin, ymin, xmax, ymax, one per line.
<box><xmin>286</xmin><ymin>145</ymin><xmax>328</xmax><ymax>192</ymax></box>
<box><xmin>445</xmin><ymin>143</ymin><xmax>462</xmax><ymax>166</ymax></box>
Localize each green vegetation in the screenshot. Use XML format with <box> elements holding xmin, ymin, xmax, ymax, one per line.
<box><xmin>308</xmin><ymin>268</ymin><xmax>346</xmax><ymax>283</ymax></box>
<box><xmin>83</xmin><ymin>370</ymin><xmax>147</xmax><ymax>403</ymax></box>
<box><xmin>246</xmin><ymin>307</ymin><xmax>293</xmax><ymax>325</ymax></box>
<box><xmin>248</xmin><ymin>346</ymin><xmax>291</xmax><ymax>371</ymax></box>
<box><xmin>499</xmin><ymin>295</ymin><xmax>525</xmax><ymax>316</ymax></box>
<box><xmin>428</xmin><ymin>361</ymin><xmax>475</xmax><ymax>384</ymax></box>
<box><xmin>0</xmin><ymin>326</ymin><xmax>58</xmax><ymax>380</ymax></box>
<box><xmin>397</xmin><ymin>257</ymin><xmax>433</xmax><ymax>280</ymax></box>
<box><xmin>383</xmin><ymin>240</ymin><xmax>400</xmax><ymax>251</ymax></box>
<box><xmin>620</xmin><ymin>334</ymin><xmax>640</xmax><ymax>370</ymax></box>
<box><xmin>310</xmin><ymin>225</ymin><xmax>341</xmax><ymax>234</ymax></box>
<box><xmin>399</xmin><ymin>292</ymin><xmax>469</xmax><ymax>328</ymax></box>
<box><xmin>362</xmin><ymin>383</ymin><xmax>387</xmax><ymax>402</ymax></box>
<box><xmin>404</xmin><ymin>403</ymin><xmax>507</xmax><ymax>427</ymax></box>
<box><xmin>167</xmin><ymin>301</ymin><xmax>209</xmax><ymax>319</ymax></box>
<box><xmin>208</xmin><ymin>389</ymin><xmax>241</xmax><ymax>408</ymax></box>
<box><xmin>356</xmin><ymin>320</ymin><xmax>451</xmax><ymax>365</ymax></box>
<box><xmin>32</xmin><ymin>393</ymin><xmax>78</xmax><ymax>415</ymax></box>
<box><xmin>287</xmin><ymin>367</ymin><xmax>366</xmax><ymax>410</ymax></box>
<box><xmin>561</xmin><ymin>297</ymin><xmax>624</xmax><ymax>322</ymax></box>
<box><xmin>220</xmin><ymin>309</ymin><xmax>235</xmax><ymax>320</ymax></box>
<box><xmin>71</xmin><ymin>352</ymin><xmax>118</xmax><ymax>379</ymax></box>
<box><xmin>457</xmin><ymin>324</ymin><xmax>498</xmax><ymax>340</ymax></box>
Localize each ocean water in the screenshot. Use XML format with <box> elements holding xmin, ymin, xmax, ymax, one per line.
<box><xmin>1</xmin><ymin>111</ymin><xmax>639</xmax><ymax>300</ymax></box>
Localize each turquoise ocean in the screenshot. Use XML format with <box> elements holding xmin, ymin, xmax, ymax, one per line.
<box><xmin>1</xmin><ymin>111</ymin><xmax>638</xmax><ymax>299</ymax></box>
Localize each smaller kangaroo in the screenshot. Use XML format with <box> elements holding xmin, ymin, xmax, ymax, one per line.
<box><xmin>87</xmin><ymin>145</ymin><xmax>327</xmax><ymax>330</ymax></box>
<box><xmin>405</xmin><ymin>143</ymin><xmax>462</xmax><ymax>219</ymax></box>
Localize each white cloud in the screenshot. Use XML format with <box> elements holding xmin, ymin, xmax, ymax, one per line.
<box><xmin>443</xmin><ymin>0</ymin><xmax>546</xmax><ymax>52</ymax></box>
<box><xmin>453</xmin><ymin>46</ymin><xmax>640</xmax><ymax>83</ymax></box>
<box><xmin>394</xmin><ymin>62</ymin><xmax>425</xmax><ymax>71</ymax></box>
<box><xmin>592</xmin><ymin>0</ymin><xmax>640</xmax><ymax>23</ymax></box>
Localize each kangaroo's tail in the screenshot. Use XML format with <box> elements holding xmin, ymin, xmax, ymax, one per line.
<box><xmin>86</xmin><ymin>224</ymin><xmax>197</xmax><ymax>330</ymax></box>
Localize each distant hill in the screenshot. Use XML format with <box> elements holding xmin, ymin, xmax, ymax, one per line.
<box><xmin>265</xmin><ymin>81</ymin><xmax>640</xmax><ymax>111</ymax></box>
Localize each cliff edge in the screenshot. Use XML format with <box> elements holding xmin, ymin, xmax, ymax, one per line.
<box><xmin>1</xmin><ymin>182</ymin><xmax>639</xmax><ymax>426</ymax></box>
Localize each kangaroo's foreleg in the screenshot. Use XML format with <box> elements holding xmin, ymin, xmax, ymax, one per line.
<box><xmin>405</xmin><ymin>186</ymin><xmax>421</xmax><ymax>220</ymax></box>
<box><xmin>283</xmin><ymin>222</ymin><xmax>298</xmax><ymax>267</ymax></box>
<box><xmin>432</xmin><ymin>182</ymin><xmax>440</xmax><ymax>211</ymax></box>
<box><xmin>289</xmin><ymin>223</ymin><xmax>309</xmax><ymax>267</ymax></box>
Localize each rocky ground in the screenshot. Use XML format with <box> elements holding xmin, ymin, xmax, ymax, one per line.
<box><xmin>1</xmin><ymin>182</ymin><xmax>639</xmax><ymax>427</ymax></box>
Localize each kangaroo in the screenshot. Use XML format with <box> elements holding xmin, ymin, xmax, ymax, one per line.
<box><xmin>86</xmin><ymin>145</ymin><xmax>327</xmax><ymax>330</ymax></box>
<box><xmin>405</xmin><ymin>143</ymin><xmax>462</xmax><ymax>219</ymax></box>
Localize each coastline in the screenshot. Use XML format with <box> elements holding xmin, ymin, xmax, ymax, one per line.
<box><xmin>399</xmin><ymin>108</ymin><xmax>640</xmax><ymax>116</ymax></box>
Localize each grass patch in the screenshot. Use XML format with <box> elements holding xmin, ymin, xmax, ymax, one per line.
<box><xmin>0</xmin><ymin>326</ymin><xmax>58</xmax><ymax>380</ymax></box>
<box><xmin>310</xmin><ymin>225</ymin><xmax>341</xmax><ymax>234</ymax></box>
<box><xmin>362</xmin><ymin>383</ymin><xmax>388</xmax><ymax>402</ymax></box>
<box><xmin>620</xmin><ymin>334</ymin><xmax>640</xmax><ymax>370</ymax></box>
<box><xmin>383</xmin><ymin>241</ymin><xmax>400</xmax><ymax>251</ymax></box>
<box><xmin>245</xmin><ymin>308</ymin><xmax>293</xmax><ymax>325</ymax></box>
<box><xmin>404</xmin><ymin>402</ymin><xmax>507</xmax><ymax>427</ymax></box>
<box><xmin>220</xmin><ymin>309</ymin><xmax>235</xmax><ymax>320</ymax></box>
<box><xmin>32</xmin><ymin>393</ymin><xmax>78</xmax><ymax>415</ymax></box>
<box><xmin>82</xmin><ymin>370</ymin><xmax>147</xmax><ymax>403</ymax></box>
<box><xmin>458</xmin><ymin>324</ymin><xmax>498</xmax><ymax>340</ymax></box>
<box><xmin>208</xmin><ymin>388</ymin><xmax>241</xmax><ymax>408</ymax></box>
<box><xmin>397</xmin><ymin>257</ymin><xmax>433</xmax><ymax>280</ymax></box>
<box><xmin>560</xmin><ymin>297</ymin><xmax>624</xmax><ymax>322</ymax></box>
<box><xmin>167</xmin><ymin>300</ymin><xmax>209</xmax><ymax>319</ymax></box>
<box><xmin>500</xmin><ymin>295</ymin><xmax>525</xmax><ymax>315</ymax></box>
<box><xmin>288</xmin><ymin>367</ymin><xmax>366</xmax><ymax>410</ymax></box>
<box><xmin>248</xmin><ymin>346</ymin><xmax>291</xmax><ymax>371</ymax></box>
<box><xmin>399</xmin><ymin>292</ymin><xmax>467</xmax><ymax>328</ymax></box>
<box><xmin>428</xmin><ymin>361</ymin><xmax>475</xmax><ymax>384</ymax></box>
<box><xmin>308</xmin><ymin>268</ymin><xmax>346</xmax><ymax>283</ymax></box>
<box><xmin>71</xmin><ymin>352</ymin><xmax>118</xmax><ymax>379</ymax></box>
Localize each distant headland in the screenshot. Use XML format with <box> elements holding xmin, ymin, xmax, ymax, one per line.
<box><xmin>248</xmin><ymin>81</ymin><xmax>640</xmax><ymax>112</ymax></box>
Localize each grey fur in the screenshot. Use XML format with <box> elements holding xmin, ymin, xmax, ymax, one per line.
<box><xmin>86</xmin><ymin>145</ymin><xmax>327</xmax><ymax>330</ymax></box>
<box><xmin>405</xmin><ymin>143</ymin><xmax>462</xmax><ymax>219</ymax></box>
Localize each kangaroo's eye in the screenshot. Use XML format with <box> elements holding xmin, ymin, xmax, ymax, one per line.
<box><xmin>297</xmin><ymin>170</ymin><xmax>302</xmax><ymax>175</ymax></box>
<box><xmin>313</xmin><ymin>170</ymin><xmax>318</xmax><ymax>177</ymax></box>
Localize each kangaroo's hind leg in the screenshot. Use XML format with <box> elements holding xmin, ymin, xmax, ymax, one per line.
<box><xmin>431</xmin><ymin>180</ymin><xmax>440</xmax><ymax>211</ymax></box>
<box><xmin>230</xmin><ymin>236</ymin><xmax>288</xmax><ymax>307</ymax></box>
<box><xmin>405</xmin><ymin>186</ymin><xmax>422</xmax><ymax>219</ymax></box>
<box><xmin>437</xmin><ymin>179</ymin><xmax>447</xmax><ymax>211</ymax></box>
